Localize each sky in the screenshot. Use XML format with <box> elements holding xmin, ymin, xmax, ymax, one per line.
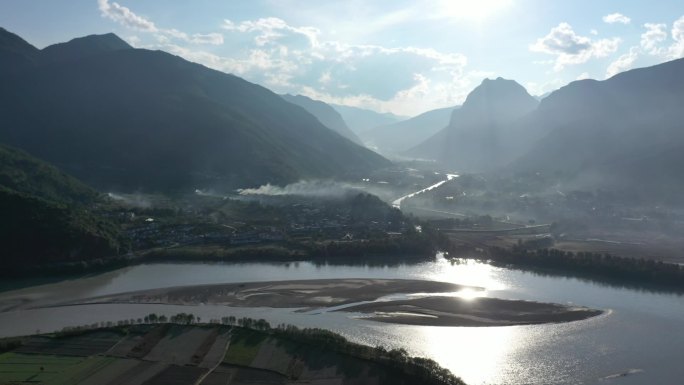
<box><xmin>1</xmin><ymin>0</ymin><xmax>683</xmax><ymax>116</ymax></box>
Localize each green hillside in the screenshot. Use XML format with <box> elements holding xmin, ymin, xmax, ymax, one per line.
<box><xmin>0</xmin><ymin>144</ymin><xmax>121</xmax><ymax>270</ymax></box>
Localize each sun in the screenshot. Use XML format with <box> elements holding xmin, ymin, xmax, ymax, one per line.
<box><xmin>438</xmin><ymin>0</ymin><xmax>513</xmax><ymax>22</ymax></box>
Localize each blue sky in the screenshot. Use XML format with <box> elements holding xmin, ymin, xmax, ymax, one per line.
<box><xmin>1</xmin><ymin>0</ymin><xmax>683</xmax><ymax>115</ymax></box>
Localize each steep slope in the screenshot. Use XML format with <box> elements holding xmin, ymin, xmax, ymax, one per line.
<box><xmin>332</xmin><ymin>104</ymin><xmax>407</xmax><ymax>134</ymax></box>
<box><xmin>360</xmin><ymin>106</ymin><xmax>455</xmax><ymax>155</ymax></box>
<box><xmin>281</xmin><ymin>94</ymin><xmax>362</xmax><ymax>144</ymax></box>
<box><xmin>0</xmin><ymin>144</ymin><xmax>121</xmax><ymax>268</ymax></box>
<box><xmin>408</xmin><ymin>78</ymin><xmax>538</xmax><ymax>171</ymax></box>
<box><xmin>511</xmin><ymin>58</ymin><xmax>684</xmax><ymax>198</ymax></box>
<box><xmin>0</xmin><ymin>27</ymin><xmax>39</xmax><ymax>75</ymax></box>
<box><xmin>0</xmin><ymin>29</ymin><xmax>389</xmax><ymax>192</ymax></box>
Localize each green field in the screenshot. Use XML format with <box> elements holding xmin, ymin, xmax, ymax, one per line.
<box><xmin>223</xmin><ymin>330</ymin><xmax>267</xmax><ymax>366</ymax></box>
<box><xmin>0</xmin><ymin>352</ymin><xmax>116</xmax><ymax>385</ymax></box>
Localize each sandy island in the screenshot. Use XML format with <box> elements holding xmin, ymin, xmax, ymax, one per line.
<box><xmin>338</xmin><ymin>296</ymin><xmax>603</xmax><ymax>326</ymax></box>
<box><xmin>45</xmin><ymin>278</ymin><xmax>602</xmax><ymax>327</ymax></box>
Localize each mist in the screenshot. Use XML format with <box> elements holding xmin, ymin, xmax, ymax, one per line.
<box><xmin>238</xmin><ymin>180</ymin><xmax>363</xmax><ymax>198</ymax></box>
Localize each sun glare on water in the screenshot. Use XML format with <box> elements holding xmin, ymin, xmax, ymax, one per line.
<box><xmin>453</xmin><ymin>287</ymin><xmax>484</xmax><ymax>300</ymax></box>
<box><xmin>439</xmin><ymin>0</ymin><xmax>513</xmax><ymax>21</ymax></box>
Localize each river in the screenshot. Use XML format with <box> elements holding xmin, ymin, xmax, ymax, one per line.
<box><xmin>1</xmin><ymin>257</ymin><xmax>682</xmax><ymax>385</ymax></box>
<box><xmin>392</xmin><ymin>173</ymin><xmax>458</xmax><ymax>208</ymax></box>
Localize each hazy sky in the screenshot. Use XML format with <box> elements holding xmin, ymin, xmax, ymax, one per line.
<box><xmin>2</xmin><ymin>0</ymin><xmax>683</xmax><ymax>115</ymax></box>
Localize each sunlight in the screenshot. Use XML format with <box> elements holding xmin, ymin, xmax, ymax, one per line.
<box><xmin>417</xmin><ymin>325</ymin><xmax>520</xmax><ymax>384</ymax></box>
<box><xmin>438</xmin><ymin>0</ymin><xmax>513</xmax><ymax>22</ymax></box>
<box><xmin>453</xmin><ymin>287</ymin><xmax>484</xmax><ymax>300</ymax></box>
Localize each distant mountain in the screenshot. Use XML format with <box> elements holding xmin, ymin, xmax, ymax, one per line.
<box><xmin>510</xmin><ymin>58</ymin><xmax>684</xmax><ymax>200</ymax></box>
<box><xmin>331</xmin><ymin>104</ymin><xmax>407</xmax><ymax>134</ymax></box>
<box><xmin>0</xmin><ymin>28</ymin><xmax>389</xmax><ymax>193</ymax></box>
<box><xmin>0</xmin><ymin>144</ymin><xmax>121</xmax><ymax>268</ymax></box>
<box><xmin>281</xmin><ymin>94</ymin><xmax>362</xmax><ymax>144</ymax></box>
<box><xmin>360</xmin><ymin>106</ymin><xmax>456</xmax><ymax>155</ymax></box>
<box><xmin>407</xmin><ymin>78</ymin><xmax>538</xmax><ymax>171</ymax></box>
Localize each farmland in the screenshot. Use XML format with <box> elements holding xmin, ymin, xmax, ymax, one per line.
<box><xmin>0</xmin><ymin>321</ymin><xmax>465</xmax><ymax>385</ymax></box>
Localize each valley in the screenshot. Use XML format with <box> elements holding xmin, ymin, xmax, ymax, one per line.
<box><xmin>2</xmin><ymin>10</ymin><xmax>684</xmax><ymax>385</ymax></box>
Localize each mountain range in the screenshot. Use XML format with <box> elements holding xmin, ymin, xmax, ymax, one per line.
<box><xmin>3</xmin><ymin>27</ymin><xmax>684</xmax><ymax>203</ymax></box>
<box><xmin>0</xmin><ymin>28</ymin><xmax>389</xmax><ymax>193</ymax></box>
<box><xmin>408</xmin><ymin>78</ymin><xmax>539</xmax><ymax>171</ymax></box>
<box><xmin>331</xmin><ymin>104</ymin><xmax>407</xmax><ymax>135</ymax></box>
<box><xmin>511</xmin><ymin>58</ymin><xmax>684</xmax><ymax>199</ymax></box>
<box><xmin>281</xmin><ymin>94</ymin><xmax>362</xmax><ymax>144</ymax></box>
<box><xmin>407</xmin><ymin>60</ymin><xmax>684</xmax><ymax>201</ymax></box>
<box><xmin>360</xmin><ymin>106</ymin><xmax>455</xmax><ymax>155</ymax></box>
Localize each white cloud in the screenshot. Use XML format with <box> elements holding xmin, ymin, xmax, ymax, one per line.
<box><xmin>603</xmin><ymin>13</ymin><xmax>631</xmax><ymax>25</ymax></box>
<box><xmin>96</xmin><ymin>3</ymin><xmax>505</xmax><ymax>115</ymax></box>
<box><xmin>125</xmin><ymin>35</ymin><xmax>141</xmax><ymax>47</ymax></box>
<box><xmin>318</xmin><ymin>71</ymin><xmax>332</xmax><ymax>85</ymax></box>
<box><xmin>223</xmin><ymin>17</ymin><xmax>319</xmax><ymax>48</ymax></box>
<box><xmin>214</xmin><ymin>17</ymin><xmax>472</xmax><ymax>114</ymax></box>
<box><xmin>296</xmin><ymin>70</ymin><xmax>489</xmax><ymax>116</ymax></box>
<box><xmin>98</xmin><ymin>0</ymin><xmax>157</xmax><ymax>31</ymax></box>
<box><xmin>165</xmin><ymin>29</ymin><xmax>224</xmax><ymax>45</ymax></box>
<box><xmin>530</xmin><ymin>22</ymin><xmax>621</xmax><ymax>71</ymax></box>
<box><xmin>668</xmin><ymin>15</ymin><xmax>684</xmax><ymax>59</ymax></box>
<box><xmin>606</xmin><ymin>47</ymin><xmax>639</xmax><ymax>78</ymax></box>
<box><xmin>641</xmin><ymin>23</ymin><xmax>668</xmax><ymax>55</ymax></box>
<box><xmin>98</xmin><ymin>0</ymin><xmax>223</xmax><ymax>45</ymax></box>
<box><xmin>637</xmin><ymin>16</ymin><xmax>684</xmax><ymax>60</ymax></box>
<box><xmin>576</xmin><ymin>72</ymin><xmax>590</xmax><ymax>80</ymax></box>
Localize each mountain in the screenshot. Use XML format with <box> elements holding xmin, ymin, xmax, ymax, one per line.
<box><xmin>0</xmin><ymin>144</ymin><xmax>121</xmax><ymax>268</ymax></box>
<box><xmin>0</xmin><ymin>143</ymin><xmax>99</xmax><ymax>205</ymax></box>
<box><xmin>281</xmin><ymin>94</ymin><xmax>362</xmax><ymax>144</ymax></box>
<box><xmin>40</xmin><ymin>32</ymin><xmax>132</xmax><ymax>63</ymax></box>
<box><xmin>331</xmin><ymin>104</ymin><xmax>407</xmax><ymax>134</ymax></box>
<box><xmin>510</xmin><ymin>58</ymin><xmax>684</xmax><ymax>200</ymax></box>
<box><xmin>360</xmin><ymin>106</ymin><xmax>456</xmax><ymax>155</ymax></box>
<box><xmin>407</xmin><ymin>78</ymin><xmax>539</xmax><ymax>171</ymax></box>
<box><xmin>0</xmin><ymin>28</ymin><xmax>389</xmax><ymax>193</ymax></box>
<box><xmin>0</xmin><ymin>26</ymin><xmax>39</xmax><ymax>74</ymax></box>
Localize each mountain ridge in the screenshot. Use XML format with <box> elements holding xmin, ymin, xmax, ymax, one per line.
<box><xmin>0</xmin><ymin>28</ymin><xmax>390</xmax><ymax>193</ymax></box>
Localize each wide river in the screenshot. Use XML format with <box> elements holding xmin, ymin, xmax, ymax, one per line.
<box><xmin>1</xmin><ymin>257</ymin><xmax>682</xmax><ymax>385</ymax></box>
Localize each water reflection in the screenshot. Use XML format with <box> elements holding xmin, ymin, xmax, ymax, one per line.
<box><xmin>419</xmin><ymin>256</ymin><xmax>508</xmax><ymax>291</ymax></box>
<box><xmin>419</xmin><ymin>326</ymin><xmax>518</xmax><ymax>384</ymax></box>
<box><xmin>0</xmin><ymin>258</ymin><xmax>683</xmax><ymax>384</ymax></box>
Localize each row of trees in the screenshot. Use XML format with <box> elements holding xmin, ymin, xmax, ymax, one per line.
<box><xmin>456</xmin><ymin>243</ymin><xmax>684</xmax><ymax>292</ymax></box>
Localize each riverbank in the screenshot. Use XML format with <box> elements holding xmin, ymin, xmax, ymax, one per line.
<box><xmin>0</xmin><ymin>235</ymin><xmax>440</xmax><ymax>282</ymax></box>
<box><xmin>445</xmin><ymin>241</ymin><xmax>684</xmax><ymax>294</ymax></box>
